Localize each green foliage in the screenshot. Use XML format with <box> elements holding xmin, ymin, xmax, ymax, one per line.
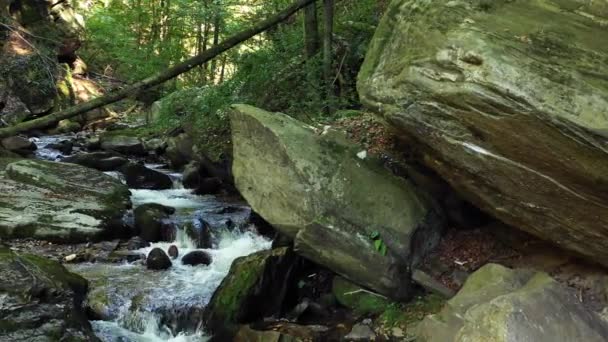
<box><xmin>370</xmin><ymin>230</ymin><xmax>388</xmax><ymax>256</ymax></box>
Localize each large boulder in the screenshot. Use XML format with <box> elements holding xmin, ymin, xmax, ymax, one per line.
<box><xmin>165</xmin><ymin>133</ymin><xmax>194</xmax><ymax>168</ymax></box>
<box><xmin>0</xmin><ymin>159</ymin><xmax>131</xmax><ymax>242</ymax></box>
<box><xmin>416</xmin><ymin>264</ymin><xmax>608</xmax><ymax>342</ymax></box>
<box><xmin>146</xmin><ymin>247</ymin><xmax>172</xmax><ymax>270</ymax></box>
<box><xmin>358</xmin><ymin>0</ymin><xmax>608</xmax><ymax>265</ymax></box>
<box><xmin>204</xmin><ymin>247</ymin><xmax>300</xmax><ymax>334</ymax></box>
<box><xmin>1</xmin><ymin>136</ymin><xmax>36</xmax><ymax>156</ymax></box>
<box><xmin>0</xmin><ymin>247</ymin><xmax>99</xmax><ymax>341</ymax></box>
<box><xmin>230</xmin><ymin>104</ymin><xmax>443</xmax><ymax>299</ymax></box>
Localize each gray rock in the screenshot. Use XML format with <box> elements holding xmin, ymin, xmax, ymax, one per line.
<box><xmin>0</xmin><ymin>159</ymin><xmax>131</xmax><ymax>242</ymax></box>
<box><xmin>62</xmin><ymin>152</ymin><xmax>128</xmax><ymax>171</ymax></box>
<box><xmin>230</xmin><ymin>104</ymin><xmax>444</xmax><ymax>300</ymax></box>
<box><xmin>134</xmin><ymin>203</ymin><xmax>175</xmax><ymax>242</ymax></box>
<box><xmin>100</xmin><ymin>135</ymin><xmax>146</xmax><ymax>156</ymax></box>
<box><xmin>121</xmin><ymin>162</ymin><xmax>173</xmax><ymax>190</ymax></box>
<box><xmin>0</xmin><ymin>247</ymin><xmax>99</xmax><ymax>341</ymax></box>
<box><xmin>1</xmin><ymin>136</ymin><xmax>36</xmax><ymax>155</ymax></box>
<box><xmin>165</xmin><ymin>133</ymin><xmax>193</xmax><ymax>168</ymax></box>
<box><xmin>358</xmin><ymin>0</ymin><xmax>608</xmax><ymax>265</ymax></box>
<box><xmin>417</xmin><ymin>264</ymin><xmax>608</xmax><ymax>342</ymax></box>
<box><xmin>345</xmin><ymin>324</ymin><xmax>376</xmax><ymax>341</ymax></box>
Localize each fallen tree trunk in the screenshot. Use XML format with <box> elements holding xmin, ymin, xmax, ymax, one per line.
<box><xmin>0</xmin><ymin>0</ymin><xmax>316</xmax><ymax>139</ymax></box>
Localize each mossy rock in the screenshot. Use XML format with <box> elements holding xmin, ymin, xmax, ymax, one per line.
<box><xmin>0</xmin><ymin>247</ymin><xmax>99</xmax><ymax>341</ymax></box>
<box><xmin>332</xmin><ymin>276</ymin><xmax>390</xmax><ymax>315</ymax></box>
<box><xmin>205</xmin><ymin>247</ymin><xmax>301</xmax><ymax>334</ymax></box>
<box><xmin>358</xmin><ymin>0</ymin><xmax>608</xmax><ymax>266</ymax></box>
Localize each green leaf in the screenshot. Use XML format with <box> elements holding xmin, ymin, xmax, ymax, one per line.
<box><xmin>374</xmin><ymin>239</ymin><xmax>382</xmax><ymax>251</ymax></box>
<box><xmin>297</xmin><ymin>280</ymin><xmax>306</xmax><ymax>289</ymax></box>
<box><xmin>380</xmin><ymin>243</ymin><xmax>388</xmax><ymax>256</ymax></box>
<box><xmin>370</xmin><ymin>231</ymin><xmax>380</xmax><ymax>240</ymax></box>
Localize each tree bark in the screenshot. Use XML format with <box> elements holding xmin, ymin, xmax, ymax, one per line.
<box><xmin>0</xmin><ymin>0</ymin><xmax>317</xmax><ymax>138</ymax></box>
<box><xmin>323</xmin><ymin>0</ymin><xmax>334</xmax><ymax>115</ymax></box>
<box><xmin>304</xmin><ymin>2</ymin><xmax>320</xmax><ymax>58</ymax></box>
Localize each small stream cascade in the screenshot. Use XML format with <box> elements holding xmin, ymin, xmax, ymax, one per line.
<box><xmin>33</xmin><ymin>134</ymin><xmax>272</xmax><ymax>341</ymax></box>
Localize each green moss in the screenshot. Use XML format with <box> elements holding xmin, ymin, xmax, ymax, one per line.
<box><xmin>379</xmin><ymin>294</ymin><xmax>445</xmax><ymax>328</ymax></box>
<box><xmin>333</xmin><ymin>276</ymin><xmax>391</xmax><ymax>315</ymax></box>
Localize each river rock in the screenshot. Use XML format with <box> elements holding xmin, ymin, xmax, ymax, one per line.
<box><xmin>62</xmin><ymin>151</ymin><xmax>128</xmax><ymax>171</ymax></box>
<box><xmin>184</xmin><ymin>218</ymin><xmax>213</xmax><ymax>249</ymax></box>
<box><xmin>146</xmin><ymin>247</ymin><xmax>172</xmax><ymax>270</ymax></box>
<box><xmin>181</xmin><ymin>250</ymin><xmax>212</xmax><ymax>266</ymax></box>
<box><xmin>0</xmin><ymin>159</ymin><xmax>132</xmax><ymax>242</ymax></box>
<box><xmin>205</xmin><ymin>247</ymin><xmax>301</xmax><ymax>333</ymax></box>
<box><xmin>182</xmin><ymin>161</ymin><xmax>204</xmax><ymax>188</ymax></box>
<box><xmin>165</xmin><ymin>133</ymin><xmax>194</xmax><ymax>168</ymax></box>
<box><xmin>0</xmin><ymin>247</ymin><xmax>99</xmax><ymax>341</ymax></box>
<box><xmin>358</xmin><ymin>0</ymin><xmax>608</xmax><ymax>265</ymax></box>
<box><xmin>126</xmin><ymin>236</ymin><xmax>151</xmax><ymax>250</ymax></box>
<box><xmin>100</xmin><ymin>135</ymin><xmax>146</xmax><ymax>156</ymax></box>
<box><xmin>1</xmin><ymin>136</ymin><xmax>36</xmax><ymax>155</ymax></box>
<box><xmin>134</xmin><ymin>203</ymin><xmax>175</xmax><ymax>242</ymax></box>
<box><xmin>168</xmin><ymin>245</ymin><xmax>179</xmax><ymax>258</ymax></box>
<box><xmin>121</xmin><ymin>162</ymin><xmax>173</xmax><ymax>190</ymax></box>
<box><xmin>230</xmin><ymin>104</ymin><xmax>443</xmax><ymax>300</ymax></box>
<box><xmin>195</xmin><ymin>176</ymin><xmax>223</xmax><ymax>195</ymax></box>
<box><xmin>417</xmin><ymin>264</ymin><xmax>608</xmax><ymax>342</ymax></box>
<box><xmin>46</xmin><ymin>139</ymin><xmax>74</xmax><ymax>155</ymax></box>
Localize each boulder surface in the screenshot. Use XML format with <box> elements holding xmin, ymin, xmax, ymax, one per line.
<box><xmin>230</xmin><ymin>104</ymin><xmax>443</xmax><ymax>299</ymax></box>
<box><xmin>358</xmin><ymin>0</ymin><xmax>608</xmax><ymax>264</ymax></box>
<box><xmin>417</xmin><ymin>264</ymin><xmax>608</xmax><ymax>342</ymax></box>
<box><xmin>0</xmin><ymin>159</ymin><xmax>131</xmax><ymax>242</ymax></box>
<box><xmin>0</xmin><ymin>247</ymin><xmax>99</xmax><ymax>341</ymax></box>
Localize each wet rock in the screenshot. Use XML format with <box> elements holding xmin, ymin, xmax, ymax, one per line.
<box><xmin>358</xmin><ymin>0</ymin><xmax>608</xmax><ymax>265</ymax></box>
<box><xmin>165</xmin><ymin>133</ymin><xmax>193</xmax><ymax>168</ymax></box>
<box><xmin>62</xmin><ymin>151</ymin><xmax>128</xmax><ymax>171</ymax></box>
<box><xmin>55</xmin><ymin>119</ymin><xmax>81</xmax><ymax>134</ymax></box>
<box><xmin>195</xmin><ymin>177</ymin><xmax>223</xmax><ymax>195</ymax></box>
<box><xmin>184</xmin><ymin>218</ymin><xmax>213</xmax><ymax>249</ymax></box>
<box><xmin>0</xmin><ymin>159</ymin><xmax>132</xmax><ymax>242</ymax></box>
<box><xmin>417</xmin><ymin>264</ymin><xmax>608</xmax><ymax>342</ymax></box>
<box><xmin>205</xmin><ymin>247</ymin><xmax>302</xmax><ymax>333</ymax></box>
<box><xmin>143</xmin><ymin>138</ymin><xmax>167</xmax><ymax>155</ymax></box>
<box><xmin>230</xmin><ymin>105</ymin><xmax>444</xmax><ymax>300</ymax></box>
<box><xmin>100</xmin><ymin>135</ymin><xmax>146</xmax><ymax>156</ymax></box>
<box><xmin>46</xmin><ymin>139</ymin><xmax>74</xmax><ymax>155</ymax></box>
<box><xmin>234</xmin><ymin>324</ymin><xmax>329</xmax><ymax>342</ymax></box>
<box><xmin>146</xmin><ymin>248</ymin><xmax>172</xmax><ymax>270</ymax></box>
<box><xmin>1</xmin><ymin>136</ymin><xmax>36</xmax><ymax>155</ymax></box>
<box><xmin>182</xmin><ymin>161</ymin><xmax>204</xmax><ymax>188</ymax></box>
<box><xmin>168</xmin><ymin>245</ymin><xmax>179</xmax><ymax>259</ymax></box>
<box><xmin>126</xmin><ymin>236</ymin><xmax>151</xmax><ymax>250</ymax></box>
<box><xmin>181</xmin><ymin>250</ymin><xmax>212</xmax><ymax>266</ymax></box>
<box><xmin>86</xmin><ymin>136</ymin><xmax>101</xmax><ymax>150</ymax></box>
<box><xmin>134</xmin><ymin>203</ymin><xmax>175</xmax><ymax>242</ymax></box>
<box><xmin>0</xmin><ymin>247</ymin><xmax>99</xmax><ymax>341</ymax></box>
<box><xmin>121</xmin><ymin>162</ymin><xmax>173</xmax><ymax>190</ymax></box>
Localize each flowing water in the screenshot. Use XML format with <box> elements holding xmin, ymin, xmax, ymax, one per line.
<box><xmin>34</xmin><ymin>135</ymin><xmax>272</xmax><ymax>341</ymax></box>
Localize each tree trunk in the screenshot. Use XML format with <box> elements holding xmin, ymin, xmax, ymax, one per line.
<box><xmin>304</xmin><ymin>3</ymin><xmax>320</xmax><ymax>58</ymax></box>
<box><xmin>0</xmin><ymin>0</ymin><xmax>318</xmax><ymax>139</ymax></box>
<box><xmin>210</xmin><ymin>8</ymin><xmax>222</xmax><ymax>83</ymax></box>
<box><xmin>323</xmin><ymin>0</ymin><xmax>334</xmax><ymax>115</ymax></box>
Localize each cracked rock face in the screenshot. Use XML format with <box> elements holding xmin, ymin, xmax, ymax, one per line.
<box><xmin>358</xmin><ymin>0</ymin><xmax>608</xmax><ymax>264</ymax></box>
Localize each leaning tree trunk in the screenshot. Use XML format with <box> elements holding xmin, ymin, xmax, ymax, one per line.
<box><xmin>0</xmin><ymin>0</ymin><xmax>318</xmax><ymax>139</ymax></box>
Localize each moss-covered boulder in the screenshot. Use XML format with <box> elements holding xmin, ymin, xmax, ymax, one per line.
<box><xmin>358</xmin><ymin>0</ymin><xmax>608</xmax><ymax>265</ymax></box>
<box><xmin>0</xmin><ymin>247</ymin><xmax>99</xmax><ymax>341</ymax></box>
<box><xmin>332</xmin><ymin>276</ymin><xmax>391</xmax><ymax>316</ymax></box>
<box><xmin>416</xmin><ymin>264</ymin><xmax>608</xmax><ymax>342</ymax></box>
<box><xmin>230</xmin><ymin>104</ymin><xmax>443</xmax><ymax>299</ymax></box>
<box><xmin>205</xmin><ymin>247</ymin><xmax>300</xmax><ymax>334</ymax></box>
<box><xmin>0</xmin><ymin>159</ymin><xmax>131</xmax><ymax>242</ymax></box>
